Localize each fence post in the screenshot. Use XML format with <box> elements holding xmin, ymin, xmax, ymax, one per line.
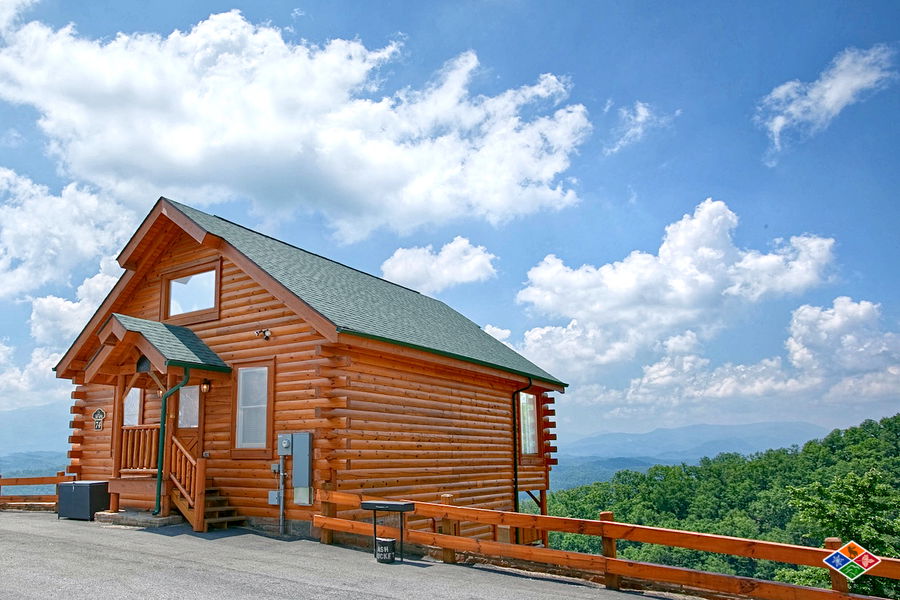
<box><xmin>599</xmin><ymin>510</ymin><xmax>621</xmax><ymax>590</ymax></box>
<box><xmin>440</xmin><ymin>493</ymin><xmax>458</xmax><ymax>564</ymax></box>
<box><xmin>825</xmin><ymin>537</ymin><xmax>850</xmax><ymax>593</ymax></box>
<box><xmin>320</xmin><ymin>476</ymin><xmax>335</xmax><ymax>545</ymax></box>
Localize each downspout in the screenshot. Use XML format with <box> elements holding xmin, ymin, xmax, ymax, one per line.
<box><xmin>511</xmin><ymin>376</ymin><xmax>532</xmax><ymax>516</ymax></box>
<box><xmin>153</xmin><ymin>367</ymin><xmax>191</xmax><ymax>515</ymax></box>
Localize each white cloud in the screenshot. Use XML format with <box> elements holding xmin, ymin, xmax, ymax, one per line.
<box><xmin>0</xmin><ymin>10</ymin><xmax>591</xmax><ymax>241</ymax></box>
<box><xmin>517</xmin><ymin>199</ymin><xmax>834</xmax><ymax>377</ymax></box>
<box><xmin>484</xmin><ymin>324</ymin><xmax>511</xmax><ymax>342</ymax></box>
<box><xmin>380</xmin><ymin>236</ymin><xmax>497</xmax><ymax>294</ymax></box>
<box><xmin>0</xmin><ymin>344</ymin><xmax>70</xmax><ymax>411</ymax></box>
<box><xmin>29</xmin><ymin>257</ymin><xmax>121</xmax><ymax>346</ymax></box>
<box><xmin>0</xmin><ymin>0</ymin><xmax>34</xmax><ymax>31</ymax></box>
<box><xmin>756</xmin><ymin>44</ymin><xmax>895</xmax><ymax>164</ymax></box>
<box><xmin>603</xmin><ymin>101</ymin><xmax>679</xmax><ymax>156</ymax></box>
<box><xmin>0</xmin><ymin>168</ymin><xmax>134</xmax><ymax>299</ymax></box>
<box><xmin>555</xmin><ymin>296</ymin><xmax>900</xmax><ymax>433</ymax></box>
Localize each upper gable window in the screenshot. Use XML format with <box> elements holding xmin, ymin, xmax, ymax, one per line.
<box><xmin>170</xmin><ymin>270</ymin><xmax>215</xmax><ymax>315</ymax></box>
<box><xmin>161</xmin><ymin>258</ymin><xmax>221</xmax><ymax>325</ymax></box>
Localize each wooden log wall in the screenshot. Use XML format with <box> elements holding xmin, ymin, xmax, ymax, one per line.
<box><xmin>323</xmin><ymin>341</ymin><xmax>554</xmax><ymax>539</ymax></box>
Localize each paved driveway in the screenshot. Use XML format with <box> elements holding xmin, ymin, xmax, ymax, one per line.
<box><xmin>1</xmin><ymin>511</ymin><xmax>644</xmax><ymax>600</ymax></box>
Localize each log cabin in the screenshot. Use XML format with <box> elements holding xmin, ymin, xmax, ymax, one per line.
<box><xmin>54</xmin><ymin>198</ymin><xmax>565</xmax><ymax>537</ymax></box>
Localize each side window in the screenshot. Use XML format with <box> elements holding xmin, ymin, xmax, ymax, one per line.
<box><xmin>124</xmin><ymin>387</ymin><xmax>142</xmax><ymax>426</ymax></box>
<box><xmin>235</xmin><ymin>366</ymin><xmax>270</xmax><ymax>449</ymax></box>
<box><xmin>519</xmin><ymin>392</ymin><xmax>539</xmax><ymax>455</ymax></box>
<box><xmin>178</xmin><ymin>386</ymin><xmax>200</xmax><ymax>429</ymax></box>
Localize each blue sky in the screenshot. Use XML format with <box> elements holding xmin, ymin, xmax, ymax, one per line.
<box><xmin>0</xmin><ymin>0</ymin><xmax>898</xmax><ymax>442</ymax></box>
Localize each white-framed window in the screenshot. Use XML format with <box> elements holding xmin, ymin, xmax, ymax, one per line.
<box><xmin>178</xmin><ymin>385</ymin><xmax>200</xmax><ymax>429</ymax></box>
<box><xmin>168</xmin><ymin>269</ymin><xmax>216</xmax><ymax>316</ymax></box>
<box><xmin>124</xmin><ymin>387</ymin><xmax>142</xmax><ymax>426</ymax></box>
<box><xmin>236</xmin><ymin>366</ymin><xmax>269</xmax><ymax>449</ymax></box>
<box><xmin>519</xmin><ymin>392</ymin><xmax>539</xmax><ymax>455</ymax></box>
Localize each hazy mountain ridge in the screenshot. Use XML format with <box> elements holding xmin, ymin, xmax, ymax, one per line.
<box><xmin>0</xmin><ymin>402</ymin><xmax>71</xmax><ymax>456</ymax></box>
<box><xmin>560</xmin><ymin>421</ymin><xmax>828</xmax><ymax>460</ymax></box>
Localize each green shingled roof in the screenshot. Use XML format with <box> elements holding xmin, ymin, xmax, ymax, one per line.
<box><xmin>111</xmin><ymin>313</ymin><xmax>231</xmax><ymax>373</ymax></box>
<box><xmin>165</xmin><ymin>199</ymin><xmax>565</xmax><ymax>387</ymax></box>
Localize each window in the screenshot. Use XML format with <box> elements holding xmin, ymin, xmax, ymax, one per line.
<box><xmin>124</xmin><ymin>387</ymin><xmax>142</xmax><ymax>426</ymax></box>
<box><xmin>178</xmin><ymin>385</ymin><xmax>200</xmax><ymax>429</ymax></box>
<box><xmin>519</xmin><ymin>392</ymin><xmax>539</xmax><ymax>455</ymax></box>
<box><xmin>235</xmin><ymin>365</ymin><xmax>270</xmax><ymax>450</ymax></box>
<box><xmin>161</xmin><ymin>258</ymin><xmax>221</xmax><ymax>325</ymax></box>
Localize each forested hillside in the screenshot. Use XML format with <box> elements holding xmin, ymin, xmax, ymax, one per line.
<box><xmin>547</xmin><ymin>414</ymin><xmax>900</xmax><ymax>597</ymax></box>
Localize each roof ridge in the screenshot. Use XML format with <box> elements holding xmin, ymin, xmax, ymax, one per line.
<box><xmin>165</xmin><ymin>198</ymin><xmax>428</xmax><ymax>298</ymax></box>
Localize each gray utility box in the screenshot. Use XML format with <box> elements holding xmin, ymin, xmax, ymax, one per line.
<box><xmin>58</xmin><ymin>481</ymin><xmax>110</xmax><ymax>521</ymax></box>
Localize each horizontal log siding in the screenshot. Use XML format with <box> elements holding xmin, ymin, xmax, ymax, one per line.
<box><xmin>329</xmin><ymin>344</ymin><xmax>550</xmax><ymax>538</ymax></box>
<box><xmin>67</xmin><ymin>384</ymin><xmax>114</xmax><ymax>480</ymax></box>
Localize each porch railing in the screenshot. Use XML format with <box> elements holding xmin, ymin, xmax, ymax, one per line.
<box><xmin>120</xmin><ymin>424</ymin><xmax>160</xmax><ymax>473</ymax></box>
<box><xmin>169</xmin><ymin>436</ymin><xmax>205</xmax><ymax>509</ymax></box>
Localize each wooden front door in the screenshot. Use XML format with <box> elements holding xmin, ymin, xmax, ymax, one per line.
<box><xmin>173</xmin><ymin>384</ymin><xmax>203</xmax><ymax>458</ymax></box>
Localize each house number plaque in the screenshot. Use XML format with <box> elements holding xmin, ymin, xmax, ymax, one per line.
<box><xmin>92</xmin><ymin>408</ymin><xmax>106</xmax><ymax>430</ymax></box>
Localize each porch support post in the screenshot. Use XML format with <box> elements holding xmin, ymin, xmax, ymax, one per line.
<box><xmin>109</xmin><ymin>374</ymin><xmax>127</xmax><ymax>513</ymax></box>
<box><xmin>152</xmin><ymin>367</ymin><xmax>190</xmax><ymax>515</ymax></box>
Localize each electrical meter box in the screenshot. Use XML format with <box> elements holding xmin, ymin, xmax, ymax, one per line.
<box><xmin>275</xmin><ymin>432</ymin><xmax>313</xmax><ymax>505</ymax></box>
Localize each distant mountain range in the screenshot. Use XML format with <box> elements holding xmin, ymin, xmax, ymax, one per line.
<box><xmin>560</xmin><ymin>421</ymin><xmax>828</xmax><ymax>461</ymax></box>
<box><xmin>550</xmin><ymin>421</ymin><xmax>829</xmax><ymax>490</ymax></box>
<box><xmin>0</xmin><ymin>402</ymin><xmax>71</xmax><ymax>457</ymax></box>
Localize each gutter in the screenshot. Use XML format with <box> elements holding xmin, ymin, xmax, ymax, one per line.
<box><xmin>152</xmin><ymin>368</ymin><xmax>191</xmax><ymax>515</ymax></box>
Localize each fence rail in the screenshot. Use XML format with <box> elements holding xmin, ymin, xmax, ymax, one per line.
<box><xmin>0</xmin><ymin>471</ymin><xmax>75</xmax><ymax>507</ymax></box>
<box><xmin>120</xmin><ymin>424</ymin><xmax>160</xmax><ymax>472</ymax></box>
<box><xmin>314</xmin><ymin>489</ymin><xmax>899</xmax><ymax>600</ymax></box>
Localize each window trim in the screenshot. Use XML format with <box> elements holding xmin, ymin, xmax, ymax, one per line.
<box><xmin>160</xmin><ymin>257</ymin><xmax>221</xmax><ymax>326</ymax></box>
<box><xmin>230</xmin><ymin>359</ymin><xmax>275</xmax><ymax>459</ymax></box>
<box><xmin>518</xmin><ymin>391</ymin><xmax>540</xmax><ymax>458</ymax></box>
<box><xmin>123</xmin><ymin>386</ymin><xmax>144</xmax><ymax>427</ymax></box>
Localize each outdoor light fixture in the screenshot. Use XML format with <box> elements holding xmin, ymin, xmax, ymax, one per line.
<box><xmin>200</xmin><ymin>379</ymin><xmax>211</xmax><ymax>393</ymax></box>
<box><xmin>255</xmin><ymin>328</ymin><xmax>271</xmax><ymax>341</ymax></box>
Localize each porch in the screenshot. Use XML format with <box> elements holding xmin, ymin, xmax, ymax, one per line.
<box><xmin>77</xmin><ymin>313</ymin><xmax>235</xmax><ymax>531</ymax></box>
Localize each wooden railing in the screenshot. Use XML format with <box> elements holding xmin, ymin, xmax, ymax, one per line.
<box><xmin>0</xmin><ymin>471</ymin><xmax>75</xmax><ymax>506</ymax></box>
<box><xmin>168</xmin><ymin>437</ymin><xmax>207</xmax><ymax>532</ymax></box>
<box><xmin>314</xmin><ymin>490</ymin><xmax>900</xmax><ymax>600</ymax></box>
<box><xmin>120</xmin><ymin>424</ymin><xmax>160</xmax><ymax>472</ymax></box>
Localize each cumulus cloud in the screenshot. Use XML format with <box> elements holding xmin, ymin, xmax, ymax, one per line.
<box><xmin>29</xmin><ymin>257</ymin><xmax>121</xmax><ymax>346</ymax></box>
<box><xmin>0</xmin><ymin>10</ymin><xmax>591</xmax><ymax>241</ymax></box>
<box><xmin>381</xmin><ymin>236</ymin><xmax>497</xmax><ymax>294</ymax></box>
<box><xmin>0</xmin><ymin>0</ymin><xmax>34</xmax><ymax>31</ymax></box>
<box><xmin>603</xmin><ymin>101</ymin><xmax>679</xmax><ymax>156</ymax></box>
<box><xmin>756</xmin><ymin>44</ymin><xmax>895</xmax><ymax>164</ymax></box>
<box><xmin>556</xmin><ymin>296</ymin><xmax>900</xmax><ymax>432</ymax></box>
<box><xmin>0</xmin><ymin>168</ymin><xmax>134</xmax><ymax>299</ymax></box>
<box><xmin>517</xmin><ymin>199</ymin><xmax>834</xmax><ymax>376</ymax></box>
<box><xmin>0</xmin><ymin>344</ymin><xmax>70</xmax><ymax>410</ymax></box>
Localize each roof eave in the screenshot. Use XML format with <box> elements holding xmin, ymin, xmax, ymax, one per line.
<box><xmin>336</xmin><ymin>327</ymin><xmax>567</xmax><ymax>390</ymax></box>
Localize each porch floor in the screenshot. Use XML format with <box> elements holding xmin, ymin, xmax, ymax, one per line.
<box><xmin>94</xmin><ymin>508</ymin><xmax>184</xmax><ymax>528</ymax></box>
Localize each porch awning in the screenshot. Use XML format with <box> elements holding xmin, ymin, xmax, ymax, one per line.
<box><xmin>108</xmin><ymin>313</ymin><xmax>231</xmax><ymax>373</ymax></box>
<box><xmin>83</xmin><ymin>313</ymin><xmax>231</xmax><ymax>384</ymax></box>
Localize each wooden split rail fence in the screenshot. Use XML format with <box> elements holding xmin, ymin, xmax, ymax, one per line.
<box><xmin>313</xmin><ymin>489</ymin><xmax>900</xmax><ymax>600</ymax></box>
<box><xmin>0</xmin><ymin>472</ymin><xmax>75</xmax><ymax>507</ymax></box>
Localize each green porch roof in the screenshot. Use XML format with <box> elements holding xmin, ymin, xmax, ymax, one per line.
<box><xmin>111</xmin><ymin>313</ymin><xmax>231</xmax><ymax>373</ymax></box>
<box><xmin>166</xmin><ymin>199</ymin><xmax>565</xmax><ymax>387</ymax></box>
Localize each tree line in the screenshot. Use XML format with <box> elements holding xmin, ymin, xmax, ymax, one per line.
<box><xmin>545</xmin><ymin>413</ymin><xmax>900</xmax><ymax>597</ymax></box>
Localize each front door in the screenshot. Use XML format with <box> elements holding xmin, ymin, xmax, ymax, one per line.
<box><xmin>174</xmin><ymin>384</ymin><xmax>203</xmax><ymax>458</ymax></box>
